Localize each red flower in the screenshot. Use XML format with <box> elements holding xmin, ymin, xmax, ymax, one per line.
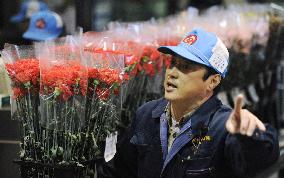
<box><xmin>16</xmin><ymin>71</ymin><xmax>32</xmax><ymax>84</ymax></box>
<box><xmin>142</xmin><ymin>46</ymin><xmax>152</xmax><ymax>57</ymax></box>
<box><xmin>150</xmin><ymin>50</ymin><xmax>160</xmax><ymax>61</ymax></box>
<box><xmin>97</xmin><ymin>68</ymin><xmax>122</xmax><ymax>86</ymax></box>
<box><xmin>157</xmin><ymin>37</ymin><xmax>180</xmax><ymax>46</ymax></box>
<box><xmin>41</xmin><ymin>62</ymin><xmax>87</xmax><ymax>101</ymax></box>
<box><xmin>114</xmin><ymin>88</ymin><xmax>120</xmax><ymax>96</ymax></box>
<box><xmin>12</xmin><ymin>87</ymin><xmax>25</xmax><ymax>99</ymax></box>
<box><xmin>143</xmin><ymin>62</ymin><xmax>156</xmax><ymax>77</ymax></box>
<box><xmin>5</xmin><ymin>58</ymin><xmax>40</xmax><ymax>99</ymax></box>
<box><xmin>59</xmin><ymin>84</ymin><xmax>73</xmax><ymax>101</ymax></box>
<box><xmin>95</xmin><ymin>87</ymin><xmax>110</xmax><ymax>100</ymax></box>
<box><xmin>88</xmin><ymin>68</ymin><xmax>100</xmax><ymax>79</ymax></box>
<box><xmin>87</xmin><ymin>67</ymin><xmax>123</xmax><ymax>100</ymax></box>
<box><xmin>5</xmin><ymin>58</ymin><xmax>39</xmax><ymax>86</ymax></box>
<box><xmin>163</xmin><ymin>54</ymin><xmax>172</xmax><ymax>69</ymax></box>
<box><xmin>5</xmin><ymin>64</ymin><xmax>15</xmax><ymax>78</ymax></box>
<box><xmin>79</xmin><ymin>72</ymin><xmax>88</xmax><ymax>96</ymax></box>
<box><xmin>140</xmin><ymin>45</ymin><xmax>164</xmax><ymax>76</ymax></box>
<box><xmin>125</xmin><ymin>54</ymin><xmax>139</xmax><ymax>66</ymax></box>
<box><xmin>122</xmin><ymin>73</ymin><xmax>130</xmax><ymax>81</ymax></box>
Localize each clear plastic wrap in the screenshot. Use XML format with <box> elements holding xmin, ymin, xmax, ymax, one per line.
<box><xmin>81</xmin><ymin>40</ymin><xmax>125</xmax><ymax>160</ymax></box>
<box><xmin>36</xmin><ymin>35</ymin><xmax>87</xmax><ymax>163</ymax></box>
<box><xmin>1</xmin><ymin>44</ymin><xmax>41</xmax><ymax>161</ymax></box>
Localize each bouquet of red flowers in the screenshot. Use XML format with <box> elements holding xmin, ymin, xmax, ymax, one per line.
<box><xmin>119</xmin><ymin>41</ymin><xmax>169</xmax><ymax>127</ymax></box>
<box><xmin>35</xmin><ymin>37</ymin><xmax>88</xmax><ymax>164</ymax></box>
<box><xmin>80</xmin><ymin>47</ymin><xmax>126</xmax><ymax>161</ymax></box>
<box><xmin>1</xmin><ymin>44</ymin><xmax>42</xmax><ymax>161</ymax></box>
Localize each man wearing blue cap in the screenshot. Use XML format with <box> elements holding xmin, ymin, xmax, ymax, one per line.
<box><xmin>2</xmin><ymin>1</ymin><xmax>49</xmax><ymax>46</ymax></box>
<box><xmin>10</xmin><ymin>0</ymin><xmax>49</xmax><ymax>23</ymax></box>
<box><xmin>22</xmin><ymin>10</ymin><xmax>64</xmax><ymax>41</ymax></box>
<box><xmin>113</xmin><ymin>28</ymin><xmax>279</xmax><ymax>178</ymax></box>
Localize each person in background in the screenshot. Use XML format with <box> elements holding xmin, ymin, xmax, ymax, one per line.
<box><xmin>10</xmin><ymin>0</ymin><xmax>49</xmax><ymax>23</ymax></box>
<box><xmin>113</xmin><ymin>28</ymin><xmax>279</xmax><ymax>178</ymax></box>
<box><xmin>1</xmin><ymin>0</ymin><xmax>49</xmax><ymax>46</ymax></box>
<box><xmin>0</xmin><ymin>10</ymin><xmax>63</xmax><ymax>98</ymax></box>
<box><xmin>22</xmin><ymin>10</ymin><xmax>64</xmax><ymax>41</ymax></box>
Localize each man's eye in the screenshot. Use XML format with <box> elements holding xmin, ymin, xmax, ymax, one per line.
<box><xmin>181</xmin><ymin>64</ymin><xmax>191</xmax><ymax>70</ymax></box>
<box><xmin>169</xmin><ymin>59</ymin><xmax>176</xmax><ymax>68</ymax></box>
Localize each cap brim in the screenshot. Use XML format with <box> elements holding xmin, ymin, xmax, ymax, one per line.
<box><xmin>10</xmin><ymin>14</ymin><xmax>25</xmax><ymax>23</ymax></box>
<box><xmin>158</xmin><ymin>46</ymin><xmax>207</xmax><ymax>66</ymax></box>
<box><xmin>23</xmin><ymin>30</ymin><xmax>61</xmax><ymax>41</ymax></box>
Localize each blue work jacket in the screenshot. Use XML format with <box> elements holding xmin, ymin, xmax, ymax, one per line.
<box><xmin>114</xmin><ymin>96</ymin><xmax>279</xmax><ymax>178</ymax></box>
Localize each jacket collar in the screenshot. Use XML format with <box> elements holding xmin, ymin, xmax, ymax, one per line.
<box><xmin>152</xmin><ymin>98</ymin><xmax>168</xmax><ymax>118</ymax></box>
<box><xmin>152</xmin><ymin>96</ymin><xmax>222</xmax><ymax>135</ymax></box>
<box><xmin>190</xmin><ymin>96</ymin><xmax>222</xmax><ymax>136</ymax></box>
<box><xmin>157</xmin><ymin>96</ymin><xmax>222</xmax><ymax>173</ymax></box>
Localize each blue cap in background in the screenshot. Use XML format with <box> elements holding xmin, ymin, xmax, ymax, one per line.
<box><xmin>10</xmin><ymin>1</ymin><xmax>49</xmax><ymax>23</ymax></box>
<box><xmin>158</xmin><ymin>28</ymin><xmax>229</xmax><ymax>78</ymax></box>
<box><xmin>23</xmin><ymin>10</ymin><xmax>63</xmax><ymax>41</ymax></box>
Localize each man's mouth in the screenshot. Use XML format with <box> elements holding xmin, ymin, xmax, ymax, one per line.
<box><xmin>167</xmin><ymin>81</ymin><xmax>177</xmax><ymax>89</ymax></box>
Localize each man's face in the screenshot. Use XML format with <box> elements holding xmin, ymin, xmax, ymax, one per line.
<box><xmin>164</xmin><ymin>56</ymin><xmax>210</xmax><ymax>103</ymax></box>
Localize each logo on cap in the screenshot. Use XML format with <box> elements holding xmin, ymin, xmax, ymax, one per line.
<box><xmin>183</xmin><ymin>34</ymin><xmax>197</xmax><ymax>45</ymax></box>
<box><xmin>36</xmin><ymin>19</ymin><xmax>46</xmax><ymax>29</ymax></box>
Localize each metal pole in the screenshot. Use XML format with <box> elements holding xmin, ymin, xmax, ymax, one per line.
<box><xmin>75</xmin><ymin>0</ymin><xmax>94</xmax><ymax>31</ymax></box>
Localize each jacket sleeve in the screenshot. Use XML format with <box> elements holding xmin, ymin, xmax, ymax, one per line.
<box><xmin>113</xmin><ymin>126</ymin><xmax>138</xmax><ymax>178</ymax></box>
<box><xmin>224</xmin><ymin>124</ymin><xmax>279</xmax><ymax>177</ymax></box>
<box><xmin>101</xmin><ymin>99</ymin><xmax>162</xmax><ymax>178</ymax></box>
<box><xmin>110</xmin><ymin>106</ymin><xmax>141</xmax><ymax>178</ymax></box>
<box><xmin>97</xmin><ymin>111</ymin><xmax>139</xmax><ymax>178</ymax></box>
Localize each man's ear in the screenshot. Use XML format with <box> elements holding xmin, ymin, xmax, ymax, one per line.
<box><xmin>207</xmin><ymin>74</ymin><xmax>221</xmax><ymax>91</ymax></box>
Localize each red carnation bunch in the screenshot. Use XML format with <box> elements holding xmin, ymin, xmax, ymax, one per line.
<box><xmin>122</xmin><ymin>42</ymin><xmax>144</xmax><ymax>77</ymax></box>
<box><xmin>40</xmin><ymin>62</ymin><xmax>87</xmax><ymax>101</ymax></box>
<box><xmin>124</xmin><ymin>54</ymin><xmax>142</xmax><ymax>77</ymax></box>
<box><xmin>5</xmin><ymin>58</ymin><xmax>39</xmax><ymax>99</ymax></box>
<box><xmin>140</xmin><ymin>46</ymin><xmax>162</xmax><ymax>77</ymax></box>
<box><xmin>162</xmin><ymin>54</ymin><xmax>173</xmax><ymax>69</ymax></box>
<box><xmin>87</xmin><ymin>67</ymin><xmax>122</xmax><ymax>100</ymax></box>
<box><xmin>4</xmin><ymin>56</ymin><xmax>41</xmax><ymax>161</ymax></box>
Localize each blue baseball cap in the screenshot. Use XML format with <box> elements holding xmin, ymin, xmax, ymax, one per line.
<box><xmin>158</xmin><ymin>28</ymin><xmax>229</xmax><ymax>78</ymax></box>
<box><xmin>10</xmin><ymin>1</ymin><xmax>49</xmax><ymax>23</ymax></box>
<box><xmin>23</xmin><ymin>10</ymin><xmax>63</xmax><ymax>41</ymax></box>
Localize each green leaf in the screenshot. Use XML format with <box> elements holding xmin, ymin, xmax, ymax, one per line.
<box><xmin>91</xmin><ymin>133</ymin><xmax>98</xmax><ymax>148</ymax></box>
<box><xmin>54</xmin><ymin>87</ymin><xmax>61</xmax><ymax>97</ymax></box>
<box><xmin>76</xmin><ymin>162</ymin><xmax>84</xmax><ymax>167</ymax></box>
<box><xmin>51</xmin><ymin>148</ymin><xmax>57</xmax><ymax>158</ymax></box>
<box><xmin>57</xmin><ymin>147</ymin><xmax>64</xmax><ymax>156</ymax></box>
<box><xmin>76</xmin><ymin>78</ymin><xmax>80</xmax><ymax>85</ymax></box>
<box><xmin>72</xmin><ymin>134</ymin><xmax>77</xmax><ymax>140</ymax></box>
<box><xmin>24</xmin><ymin>81</ymin><xmax>31</xmax><ymax>89</ymax></box>
<box><xmin>19</xmin><ymin>150</ymin><xmax>25</xmax><ymax>158</ymax></box>
<box><xmin>142</xmin><ymin>56</ymin><xmax>149</xmax><ymax>63</ymax></box>
<box><xmin>77</xmin><ymin>133</ymin><xmax>81</xmax><ymax>142</ymax></box>
<box><xmin>93</xmin><ymin>79</ymin><xmax>100</xmax><ymax>86</ymax></box>
<box><xmin>112</xmin><ymin>82</ymin><xmax>119</xmax><ymax>90</ymax></box>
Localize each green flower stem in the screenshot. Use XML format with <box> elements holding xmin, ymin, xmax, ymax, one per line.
<box><xmin>86</xmin><ymin>97</ymin><xmax>105</xmax><ymax>160</ymax></box>
<box><xmin>16</xmin><ymin>100</ymin><xmax>26</xmax><ymax>158</ymax></box>
<box><xmin>46</xmin><ymin>100</ymin><xmax>50</xmax><ymax>162</ymax></box>
<box><xmin>67</xmin><ymin>94</ymin><xmax>76</xmax><ymax>161</ymax></box>
<box><xmin>82</xmin><ymin>88</ymin><xmax>96</xmax><ymax>160</ymax></box>
<box><xmin>24</xmin><ymin>92</ymin><xmax>33</xmax><ymax>159</ymax></box>
<box><xmin>28</xmin><ymin>89</ymin><xmax>39</xmax><ymax>161</ymax></box>
<box><xmin>64</xmin><ymin>101</ymin><xmax>68</xmax><ymax>162</ymax></box>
